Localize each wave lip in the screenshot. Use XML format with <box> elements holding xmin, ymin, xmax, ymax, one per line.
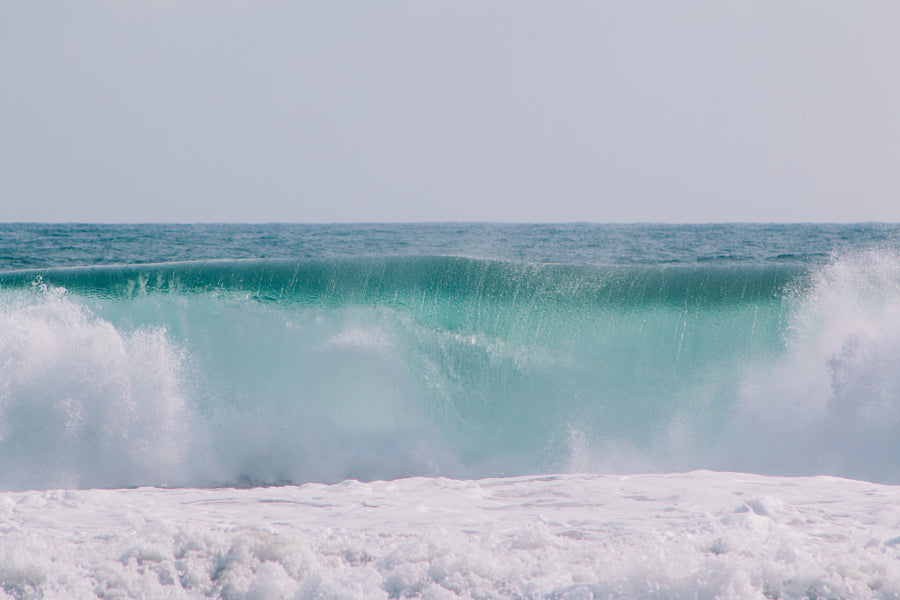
<box><xmin>0</xmin><ymin>256</ymin><xmax>804</xmax><ymax>306</ymax></box>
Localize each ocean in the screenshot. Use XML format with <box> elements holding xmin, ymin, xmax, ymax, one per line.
<box><xmin>2</xmin><ymin>223</ymin><xmax>900</xmax><ymax>599</ymax></box>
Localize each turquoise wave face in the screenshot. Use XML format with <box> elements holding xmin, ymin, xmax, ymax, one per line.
<box><xmin>2</xmin><ymin>252</ymin><xmax>900</xmax><ymax>489</ymax></box>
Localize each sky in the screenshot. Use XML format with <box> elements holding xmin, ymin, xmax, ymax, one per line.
<box><xmin>2</xmin><ymin>1</ymin><xmax>899</xmax><ymax>223</ymax></box>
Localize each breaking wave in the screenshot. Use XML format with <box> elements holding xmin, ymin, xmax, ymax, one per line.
<box><xmin>2</xmin><ymin>253</ymin><xmax>900</xmax><ymax>489</ymax></box>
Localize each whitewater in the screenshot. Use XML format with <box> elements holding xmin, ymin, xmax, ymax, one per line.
<box><xmin>2</xmin><ymin>223</ymin><xmax>900</xmax><ymax>599</ymax></box>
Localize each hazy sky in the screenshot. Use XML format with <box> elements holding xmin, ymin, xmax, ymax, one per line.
<box><xmin>2</xmin><ymin>2</ymin><xmax>899</xmax><ymax>223</ymax></box>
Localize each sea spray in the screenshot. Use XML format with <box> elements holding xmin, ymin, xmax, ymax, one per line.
<box><xmin>726</xmin><ymin>251</ymin><xmax>900</xmax><ymax>481</ymax></box>
<box><xmin>0</xmin><ymin>285</ymin><xmax>190</xmax><ymax>490</ymax></box>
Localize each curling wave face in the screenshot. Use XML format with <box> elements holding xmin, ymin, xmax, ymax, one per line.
<box><xmin>2</xmin><ymin>249</ymin><xmax>900</xmax><ymax>490</ymax></box>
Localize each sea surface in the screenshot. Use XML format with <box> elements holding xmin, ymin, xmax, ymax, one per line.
<box><xmin>2</xmin><ymin>223</ymin><xmax>900</xmax><ymax>599</ymax></box>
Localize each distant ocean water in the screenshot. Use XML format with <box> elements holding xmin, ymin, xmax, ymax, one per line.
<box><xmin>3</xmin><ymin>222</ymin><xmax>900</xmax><ymax>599</ymax></box>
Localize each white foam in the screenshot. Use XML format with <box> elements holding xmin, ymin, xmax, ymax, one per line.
<box><xmin>0</xmin><ymin>288</ymin><xmax>190</xmax><ymax>490</ymax></box>
<box><xmin>2</xmin><ymin>471</ymin><xmax>900</xmax><ymax>599</ymax></box>
<box><xmin>728</xmin><ymin>251</ymin><xmax>900</xmax><ymax>481</ymax></box>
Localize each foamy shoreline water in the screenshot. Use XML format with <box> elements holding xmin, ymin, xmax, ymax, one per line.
<box><xmin>3</xmin><ymin>471</ymin><xmax>900</xmax><ymax>599</ymax></box>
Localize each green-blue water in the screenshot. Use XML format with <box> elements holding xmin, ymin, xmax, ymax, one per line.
<box><xmin>1</xmin><ymin>223</ymin><xmax>900</xmax><ymax>490</ymax></box>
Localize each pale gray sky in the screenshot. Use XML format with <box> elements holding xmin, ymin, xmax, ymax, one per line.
<box><xmin>2</xmin><ymin>1</ymin><xmax>899</xmax><ymax>223</ymax></box>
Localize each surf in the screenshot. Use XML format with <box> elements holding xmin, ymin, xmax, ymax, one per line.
<box><xmin>1</xmin><ymin>251</ymin><xmax>900</xmax><ymax>490</ymax></box>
